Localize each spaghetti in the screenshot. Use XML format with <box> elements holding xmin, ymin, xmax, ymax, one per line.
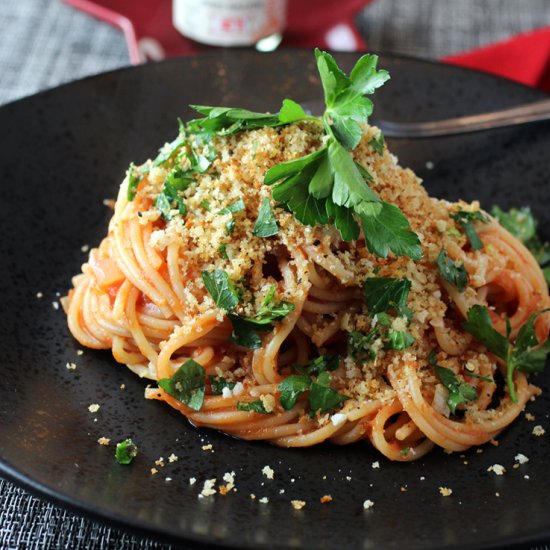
<box><xmin>63</xmin><ymin>54</ymin><xmax>550</xmax><ymax>461</ymax></box>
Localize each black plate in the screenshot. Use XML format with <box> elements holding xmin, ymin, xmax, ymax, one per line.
<box><xmin>1</xmin><ymin>50</ymin><xmax>549</xmax><ymax>550</ymax></box>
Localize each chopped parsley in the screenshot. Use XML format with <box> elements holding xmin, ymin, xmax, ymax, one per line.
<box><xmin>157</xmin><ymin>358</ymin><xmax>206</xmax><ymax>411</ymax></box>
<box><xmin>253</xmin><ymin>197</ymin><xmax>279</xmax><ymax>237</ymax></box>
<box><xmin>436</xmin><ymin>248</ymin><xmax>469</xmax><ymax>292</ymax></box>
<box><xmin>115</xmin><ymin>438</ymin><xmax>138</xmax><ymax>465</ymax></box>
<box><xmin>463</xmin><ymin>305</ymin><xmax>550</xmax><ymax>402</ymax></box>
<box><xmin>348</xmin><ymin>329</ymin><xmax>379</xmax><ymax>361</ymax></box>
<box><xmin>202</xmin><ymin>271</ymin><xmax>294</xmax><ymax>348</ymax></box>
<box><xmin>237</xmin><ymin>400</ymin><xmax>270</xmax><ymax>414</ymax></box>
<box><xmin>491</xmin><ymin>205</ymin><xmax>550</xmax><ymax>284</ymax></box>
<box><xmin>126</xmin><ymin>163</ymin><xmax>141</xmax><ymax>201</ymax></box>
<box><xmin>450</xmin><ymin>209</ymin><xmax>489</xmax><ymax>250</ymax></box>
<box><xmin>218</xmin><ymin>243</ymin><xmax>229</xmax><ymax>260</ymax></box>
<box><xmin>277</xmin><ymin>356</ymin><xmax>348</xmax><ymax>414</ymax></box>
<box><xmin>369</xmin><ymin>133</ymin><xmax>385</xmax><ymax>155</ymax></box>
<box><xmin>428</xmin><ymin>350</ymin><xmax>477</xmax><ymax>414</ymax></box>
<box><xmin>208</xmin><ymin>375</ymin><xmax>236</xmax><ymax>395</ymax></box>
<box><xmin>364</xmin><ymin>277</ymin><xmax>412</xmax><ymax>316</ymax></box>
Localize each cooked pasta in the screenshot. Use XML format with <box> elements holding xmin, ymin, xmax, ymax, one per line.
<box><xmin>63</xmin><ymin>53</ymin><xmax>550</xmax><ymax>461</ymax></box>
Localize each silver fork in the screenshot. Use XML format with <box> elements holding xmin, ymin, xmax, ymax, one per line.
<box><xmin>303</xmin><ymin>97</ymin><xmax>550</xmax><ymax>138</ymax></box>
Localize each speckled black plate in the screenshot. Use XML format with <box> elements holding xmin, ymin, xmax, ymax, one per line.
<box><xmin>1</xmin><ymin>50</ymin><xmax>549</xmax><ymax>550</ymax></box>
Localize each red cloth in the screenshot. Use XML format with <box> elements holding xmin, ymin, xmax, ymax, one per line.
<box><xmin>64</xmin><ymin>0</ymin><xmax>550</xmax><ymax>93</ymax></box>
<box><xmin>444</xmin><ymin>26</ymin><xmax>550</xmax><ymax>93</ymax></box>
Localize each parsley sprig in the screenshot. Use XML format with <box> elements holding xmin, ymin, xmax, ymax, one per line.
<box><xmin>463</xmin><ymin>305</ymin><xmax>550</xmax><ymax>402</ymax></box>
<box><xmin>264</xmin><ymin>50</ymin><xmax>421</xmax><ymax>258</ymax></box>
<box><xmin>436</xmin><ymin>248</ymin><xmax>469</xmax><ymax>292</ymax></box>
<box><xmin>450</xmin><ymin>209</ymin><xmax>489</xmax><ymax>250</ymax></box>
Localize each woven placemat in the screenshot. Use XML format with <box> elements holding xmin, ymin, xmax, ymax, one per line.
<box><xmin>1</xmin><ymin>0</ymin><xmax>549</xmax><ymax>548</ymax></box>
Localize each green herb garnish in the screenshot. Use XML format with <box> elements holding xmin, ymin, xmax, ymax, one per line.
<box><xmin>491</xmin><ymin>206</ymin><xmax>550</xmax><ymax>284</ymax></box>
<box><xmin>237</xmin><ymin>400</ymin><xmax>270</xmax><ymax>413</ymax></box>
<box><xmin>436</xmin><ymin>248</ymin><xmax>469</xmax><ymax>292</ymax></box>
<box><xmin>115</xmin><ymin>438</ymin><xmax>138</xmax><ymax>465</ymax></box>
<box><xmin>364</xmin><ymin>277</ymin><xmax>411</xmax><ymax>316</ymax></box>
<box><xmin>126</xmin><ymin>163</ymin><xmax>141</xmax><ymax>201</ymax></box>
<box><xmin>428</xmin><ymin>350</ymin><xmax>477</xmax><ymax>414</ymax></box>
<box><xmin>463</xmin><ymin>305</ymin><xmax>550</xmax><ymax>402</ymax></box>
<box><xmin>348</xmin><ymin>329</ymin><xmax>379</xmax><ymax>361</ymax></box>
<box><xmin>158</xmin><ymin>358</ymin><xmax>206</xmax><ymax>411</ymax></box>
<box><xmin>278</xmin><ymin>375</ymin><xmax>311</xmax><ymax>410</ymax></box>
<box><xmin>309</xmin><ymin>372</ymin><xmax>350</xmax><ymax>414</ymax></box>
<box><xmin>208</xmin><ymin>375</ymin><xmax>236</xmax><ymax>395</ymax></box>
<box><xmin>386</xmin><ymin>329</ymin><xmax>415</xmax><ymax>351</ymax></box>
<box><xmin>368</xmin><ymin>133</ymin><xmax>385</xmax><ymax>155</ymax></box>
<box><xmin>218</xmin><ymin>243</ymin><xmax>229</xmax><ymax>260</ymax></box>
<box><xmin>253</xmin><ymin>197</ymin><xmax>279</xmax><ymax>237</ymax></box>
<box><xmin>262</xmin><ymin>50</ymin><xmax>420</xmax><ymax>258</ymax></box>
<box><xmin>202</xmin><ymin>272</ymin><xmax>294</xmax><ymax>348</ymax></box>
<box><xmin>450</xmin><ymin>210</ymin><xmax>489</xmax><ymax>250</ymax></box>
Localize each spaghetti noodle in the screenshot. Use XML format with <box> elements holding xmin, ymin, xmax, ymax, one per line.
<box><xmin>63</xmin><ymin>56</ymin><xmax>550</xmax><ymax>461</ymax></box>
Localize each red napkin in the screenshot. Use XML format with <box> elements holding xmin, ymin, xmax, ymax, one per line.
<box><xmin>444</xmin><ymin>26</ymin><xmax>550</xmax><ymax>93</ymax></box>
<box><xmin>63</xmin><ymin>0</ymin><xmax>368</xmax><ymax>62</ymax></box>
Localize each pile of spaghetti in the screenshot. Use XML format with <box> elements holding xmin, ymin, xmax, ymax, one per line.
<box><xmin>64</xmin><ymin>50</ymin><xmax>550</xmax><ymax>460</ymax></box>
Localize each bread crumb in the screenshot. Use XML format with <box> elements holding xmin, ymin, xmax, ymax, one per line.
<box><xmin>259</xmin><ymin>497</ymin><xmax>269</xmax><ymax>504</ymax></box>
<box><xmin>88</xmin><ymin>404</ymin><xmax>100</xmax><ymax>413</ymax></box>
<box><xmin>202</xmin><ymin>444</ymin><xmax>213</xmax><ymax>451</ymax></box>
<box><xmin>262</xmin><ymin>465</ymin><xmax>274</xmax><ymax>479</ymax></box>
<box><xmin>155</xmin><ymin>457</ymin><xmax>165</xmax><ymax>467</ymax></box>
<box><xmin>199</xmin><ymin>479</ymin><xmax>217</xmax><ymax>498</ymax></box>
<box><xmin>439</xmin><ymin>487</ymin><xmax>452</xmax><ymax>497</ymax></box>
<box><xmin>320</xmin><ymin>495</ymin><xmax>332</xmax><ymax>503</ymax></box>
<box><xmin>52</xmin><ymin>301</ymin><xmax>59</xmax><ymax>310</ymax></box>
<box><xmin>168</xmin><ymin>453</ymin><xmax>178</xmax><ymax>463</ymax></box>
<box><xmin>490</xmin><ymin>439</ymin><xmax>499</xmax><ymax>447</ymax></box>
<box><xmin>330</xmin><ymin>413</ymin><xmax>347</xmax><ymax>426</ymax></box>
<box><xmin>189</xmin><ymin>477</ymin><xmax>196</xmax><ymax>485</ymax></box>
<box><xmin>150</xmin><ymin>468</ymin><xmax>158</xmax><ymax>475</ymax></box>
<box><xmin>514</xmin><ymin>453</ymin><xmax>529</xmax><ymax>464</ymax></box>
<box><xmin>76</xmin><ymin>350</ymin><xmax>84</xmax><ymax>356</ymax></box>
<box><xmin>250</xmin><ymin>493</ymin><xmax>256</xmax><ymax>500</ymax></box>
<box><xmin>487</xmin><ymin>464</ymin><xmax>506</xmax><ymax>476</ymax></box>
<box><xmin>400</xmin><ymin>486</ymin><xmax>407</xmax><ymax>492</ymax></box>
<box><xmin>97</xmin><ymin>437</ymin><xmax>110</xmax><ymax>446</ymax></box>
<box><xmin>371</xmin><ymin>461</ymin><xmax>380</xmax><ymax>469</ymax></box>
<box><xmin>66</xmin><ymin>362</ymin><xmax>77</xmax><ymax>370</ymax></box>
<box><xmin>36</xmin><ymin>292</ymin><xmax>43</xmax><ymax>298</ymax></box>
<box><xmin>363</xmin><ymin>499</ymin><xmax>374</xmax><ymax>509</ymax></box>
<box><xmin>120</xmin><ymin>384</ymin><xmax>126</xmax><ymax>390</ymax></box>
<box><xmin>291</xmin><ymin>500</ymin><xmax>306</xmax><ymax>510</ymax></box>
<box><xmin>525</xmin><ymin>412</ymin><xmax>535</xmax><ymax>421</ymax></box>
<box><xmin>495</xmin><ymin>492</ymin><xmax>500</xmax><ymax>497</ymax></box>
<box><xmin>532</xmin><ymin>425</ymin><xmax>545</xmax><ymax>436</ymax></box>
<box><xmin>260</xmin><ymin>394</ymin><xmax>276</xmax><ymax>413</ymax></box>
<box><xmin>165</xmin><ymin>477</ymin><xmax>172</xmax><ymax>482</ymax></box>
<box><xmin>219</xmin><ymin>471</ymin><xmax>236</xmax><ymax>495</ymax></box>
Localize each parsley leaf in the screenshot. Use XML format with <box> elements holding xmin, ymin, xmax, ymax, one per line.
<box><xmin>278</xmin><ymin>375</ymin><xmax>311</xmax><ymax>410</ymax></box>
<box><xmin>217</xmin><ymin>199</ymin><xmax>245</xmax><ymax>216</ymax></box>
<box><xmin>201</xmin><ymin>269</ymin><xmax>240</xmax><ymax>312</ymax></box>
<box><xmin>437</xmin><ymin>248</ymin><xmax>469</xmax><ymax>292</ymax></box>
<box><xmin>115</xmin><ymin>438</ymin><xmax>138</xmax><ymax>465</ymax></box>
<box><xmin>237</xmin><ymin>400</ymin><xmax>270</xmax><ymax>413</ymax></box>
<box><xmin>348</xmin><ymin>329</ymin><xmax>379</xmax><ymax>361</ymax></box>
<box><xmin>295</xmin><ymin>355</ymin><xmax>340</xmax><ymax>376</ymax></box>
<box><xmin>462</xmin><ymin>305</ymin><xmax>509</xmax><ymax>360</ymax></box>
<box><xmin>253</xmin><ymin>197</ymin><xmax>279</xmax><ymax>237</ymax></box>
<box><xmin>463</xmin><ymin>305</ymin><xmax>550</xmax><ymax>402</ymax></box>
<box><xmin>491</xmin><ymin>205</ymin><xmax>550</xmax><ymax>284</ymax></box>
<box><xmin>369</xmin><ymin>133</ymin><xmax>384</xmax><ymax>155</ymax></box>
<box><xmin>364</xmin><ymin>277</ymin><xmax>411</xmax><ymax>316</ymax></box>
<box><xmin>436</xmin><ymin>366</ymin><xmax>477</xmax><ymax>414</ymax></box>
<box><xmin>450</xmin><ymin>210</ymin><xmax>489</xmax><ymax>250</ymax></box>
<box><xmin>158</xmin><ymin>359</ymin><xmax>206</xmax><ymax>411</ymax></box>
<box><xmin>208</xmin><ymin>375</ymin><xmax>236</xmax><ymax>395</ymax></box>
<box><xmin>228</xmin><ymin>314</ymin><xmax>264</xmax><ymax>349</ymax></box>
<box><xmin>428</xmin><ymin>351</ymin><xmax>477</xmax><ymax>414</ymax></box>
<box><xmin>309</xmin><ymin>372</ymin><xmax>349</xmax><ymax>414</ymax></box>
<box><xmin>218</xmin><ymin>243</ymin><xmax>229</xmax><ymax>260</ymax></box>
<box><xmin>126</xmin><ymin>163</ymin><xmax>142</xmax><ymax>201</ymax></box>
<box><xmin>491</xmin><ymin>205</ymin><xmax>536</xmax><ymax>242</ymax></box>
<box><xmin>386</xmin><ymin>330</ymin><xmax>415</xmax><ymax>351</ymax></box>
